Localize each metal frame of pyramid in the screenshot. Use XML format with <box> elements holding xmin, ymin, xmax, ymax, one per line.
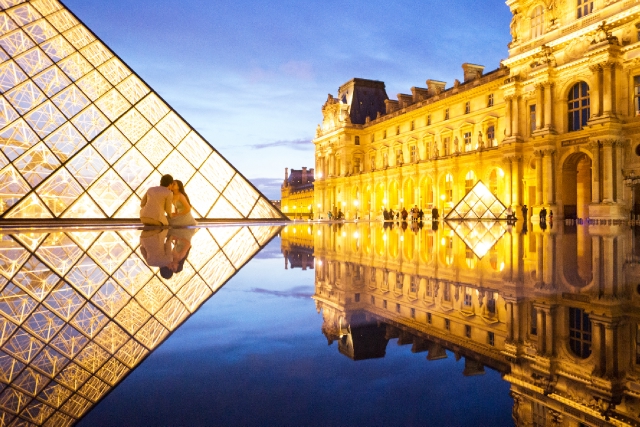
<box><xmin>0</xmin><ymin>0</ymin><xmax>287</xmax><ymax>221</ymax></box>
<box><xmin>446</xmin><ymin>220</ymin><xmax>507</xmax><ymax>259</ymax></box>
<box><xmin>445</xmin><ymin>180</ymin><xmax>508</xmax><ymax>222</ymax></box>
<box><xmin>0</xmin><ymin>225</ymin><xmax>282</xmax><ymax>425</ymax></box>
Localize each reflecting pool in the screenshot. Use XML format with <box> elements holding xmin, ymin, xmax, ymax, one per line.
<box><xmin>0</xmin><ymin>220</ymin><xmax>637</xmax><ymax>426</ymax></box>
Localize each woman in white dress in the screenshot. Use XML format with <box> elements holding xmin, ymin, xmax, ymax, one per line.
<box><xmin>168</xmin><ymin>180</ymin><xmax>197</xmax><ymax>226</ymax></box>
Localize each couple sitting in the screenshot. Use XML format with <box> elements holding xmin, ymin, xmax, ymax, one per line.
<box><xmin>140</xmin><ymin>174</ymin><xmax>197</xmax><ymax>227</ymax></box>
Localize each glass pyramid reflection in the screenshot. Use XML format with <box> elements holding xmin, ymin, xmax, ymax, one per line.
<box><xmin>0</xmin><ymin>225</ymin><xmax>280</xmax><ymax>426</ymax></box>
<box><xmin>447</xmin><ymin>220</ymin><xmax>507</xmax><ymax>259</ymax></box>
<box><xmin>445</xmin><ymin>181</ymin><xmax>508</xmax><ymax>221</ymax></box>
<box><xmin>0</xmin><ymin>0</ymin><xmax>285</xmax><ymax>220</ymax></box>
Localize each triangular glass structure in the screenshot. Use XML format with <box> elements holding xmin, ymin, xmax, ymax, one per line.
<box><xmin>0</xmin><ymin>225</ymin><xmax>281</xmax><ymax>425</ymax></box>
<box><xmin>0</xmin><ymin>0</ymin><xmax>285</xmax><ymax>220</ymax></box>
<box><xmin>446</xmin><ymin>220</ymin><xmax>507</xmax><ymax>258</ymax></box>
<box><xmin>445</xmin><ymin>181</ymin><xmax>508</xmax><ymax>221</ymax></box>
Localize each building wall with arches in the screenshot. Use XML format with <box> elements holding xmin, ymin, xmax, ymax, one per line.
<box><xmin>313</xmin><ymin>0</ymin><xmax>640</xmax><ymax>222</ymax></box>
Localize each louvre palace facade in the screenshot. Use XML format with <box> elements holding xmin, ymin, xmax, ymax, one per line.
<box><xmin>313</xmin><ymin>0</ymin><xmax>640</xmax><ymax>223</ymax></box>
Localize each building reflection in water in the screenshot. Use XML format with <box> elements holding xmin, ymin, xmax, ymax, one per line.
<box><xmin>281</xmin><ymin>220</ymin><xmax>640</xmax><ymax>426</ymax></box>
<box><xmin>0</xmin><ymin>225</ymin><xmax>279</xmax><ymax>426</ymax></box>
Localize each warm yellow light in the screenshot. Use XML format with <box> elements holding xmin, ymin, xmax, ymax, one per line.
<box><xmin>293</xmin><ymin>228</ymin><xmax>296</xmax><ymax>234</ymax></box>
<box><xmin>342</xmin><ymin>231</ymin><xmax>346</xmax><ymax>237</ymax></box>
<box><xmin>383</xmin><ymin>199</ymin><xmax>388</xmax><ymax>204</ymax></box>
<box><xmin>498</xmin><ymin>169</ymin><xmax>504</xmax><ymax>178</ymax></box>
<box><xmin>382</xmin><ymin>234</ymin><xmax>387</xmax><ymax>241</ymax></box>
<box><xmin>317</xmin><ymin>260</ymin><xmax>323</xmax><ymax>266</ymax></box>
<box><xmin>440</xmin><ymin>195</ymin><xmax>446</xmax><ymax>201</ymax></box>
<box><xmin>400</xmin><ymin>236</ymin><xmax>404</xmax><ymax>242</ymax></box>
<box><xmin>318</xmin><ymin>172</ymin><xmax>323</xmax><ymax>178</ymax></box>
<box><xmin>499</xmin><ymin>262</ymin><xmax>505</xmax><ymax>272</ymax></box>
<box><xmin>354</xmin><ymin>200</ymin><xmax>359</xmax><ymax>206</ymax></box>
<box><xmin>354</xmin><ymin>232</ymin><xmax>360</xmax><ymax>239</ymax></box>
<box><xmin>342</xmin><ymin>202</ymin><xmax>346</xmax><ymax>206</ymax></box>
<box><xmin>441</xmin><ymin>238</ymin><xmax>446</xmax><ymax>246</ymax></box>
<box><xmin>317</xmin><ymin>204</ymin><xmax>321</xmax><ymax>209</ymax></box>
<box><xmin>317</xmin><ymin>230</ymin><xmax>322</xmax><ymax>236</ymax></box>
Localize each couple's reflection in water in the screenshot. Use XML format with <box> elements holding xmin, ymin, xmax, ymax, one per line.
<box><xmin>281</xmin><ymin>220</ymin><xmax>640</xmax><ymax>427</ymax></box>
<box><xmin>0</xmin><ymin>225</ymin><xmax>279</xmax><ymax>426</ymax></box>
<box><xmin>139</xmin><ymin>227</ymin><xmax>194</xmax><ymax>279</ymax></box>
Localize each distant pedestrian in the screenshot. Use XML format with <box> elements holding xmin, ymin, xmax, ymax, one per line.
<box><xmin>521</xmin><ymin>205</ymin><xmax>528</xmax><ymax>222</ymax></box>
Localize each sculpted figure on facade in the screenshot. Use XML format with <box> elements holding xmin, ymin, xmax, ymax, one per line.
<box><xmin>510</xmin><ymin>9</ymin><xmax>522</xmax><ymax>42</ymax></box>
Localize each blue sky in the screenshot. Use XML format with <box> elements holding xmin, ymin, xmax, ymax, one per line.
<box><xmin>63</xmin><ymin>0</ymin><xmax>513</xmax><ymax>199</ymax></box>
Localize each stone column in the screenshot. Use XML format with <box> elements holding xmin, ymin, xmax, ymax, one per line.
<box><xmin>604</xmin><ymin>321</ymin><xmax>618</xmax><ymax>377</ymax></box>
<box><xmin>616</xmin><ymin>141</ymin><xmax>624</xmax><ymax>203</ymax></box>
<box><xmin>603</xmin><ymin>63</ymin><xmax>614</xmax><ymax>116</ymax></box>
<box><xmin>591</xmin><ymin>320</ymin><xmax>605</xmax><ymax>376</ymax></box>
<box><xmin>536</xmin><ymin>306</ymin><xmax>546</xmax><ymax>355</ymax></box>
<box><xmin>506</xmin><ymin>301</ymin><xmax>514</xmax><ymax>341</ymax></box>
<box><xmin>590</xmin><ymin>64</ymin><xmax>602</xmax><ymax>118</ymax></box>
<box><xmin>511</xmin><ymin>156</ymin><xmax>521</xmax><ymax>207</ymax></box>
<box><xmin>512</xmin><ymin>301</ymin><xmax>522</xmax><ymax>343</ymax></box>
<box><xmin>535</xmin><ymin>151</ymin><xmax>543</xmax><ymax>205</ymax></box>
<box><xmin>504</xmin><ymin>158</ymin><xmax>512</xmax><ymax>206</ymax></box>
<box><xmin>602</xmin><ymin>236</ymin><xmax>615</xmax><ymax>296</ymax></box>
<box><xmin>505</xmin><ymin>97</ymin><xmax>512</xmax><ymax>137</ymax></box>
<box><xmin>543</xmin><ymin>306</ymin><xmax>554</xmax><ymax>357</ymax></box>
<box><xmin>535</xmin><ymin>85</ymin><xmax>544</xmax><ymax>131</ymax></box>
<box><xmin>512</xmin><ymin>96</ymin><xmax>520</xmax><ymax>137</ymax></box>
<box><xmin>602</xmin><ymin>140</ymin><xmax>614</xmax><ymax>203</ymax></box>
<box><xmin>590</xmin><ymin>141</ymin><xmax>600</xmax><ymax>203</ymax></box>
<box><xmin>544</xmin><ymin>83</ymin><xmax>554</xmax><ymax>130</ymax></box>
<box><xmin>543</xmin><ymin>150</ymin><xmax>555</xmax><ymax>205</ymax></box>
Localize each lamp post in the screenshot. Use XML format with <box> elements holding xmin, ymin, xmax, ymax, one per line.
<box><xmin>354</xmin><ymin>199</ymin><xmax>359</xmax><ymax>220</ymax></box>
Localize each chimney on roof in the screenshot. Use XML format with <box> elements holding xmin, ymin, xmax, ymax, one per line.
<box><xmin>426</xmin><ymin>80</ymin><xmax>446</xmax><ymax>97</ymax></box>
<box><xmin>411</xmin><ymin>87</ymin><xmax>429</xmax><ymax>103</ymax></box>
<box><xmin>397</xmin><ymin>94</ymin><xmax>413</xmax><ymax>109</ymax></box>
<box><xmin>285</xmin><ymin>168</ymin><xmax>289</xmax><ymax>186</ymax></box>
<box><xmin>302</xmin><ymin>167</ymin><xmax>308</xmax><ymax>184</ymax></box>
<box><xmin>462</xmin><ymin>63</ymin><xmax>485</xmax><ymax>82</ymax></box>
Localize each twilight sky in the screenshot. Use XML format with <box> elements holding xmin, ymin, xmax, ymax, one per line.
<box><xmin>62</xmin><ymin>0</ymin><xmax>513</xmax><ymax>199</ymax></box>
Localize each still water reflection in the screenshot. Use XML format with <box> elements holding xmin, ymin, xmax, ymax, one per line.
<box><xmin>0</xmin><ymin>220</ymin><xmax>637</xmax><ymax>426</ymax></box>
<box><xmin>0</xmin><ymin>225</ymin><xmax>279</xmax><ymax>426</ymax></box>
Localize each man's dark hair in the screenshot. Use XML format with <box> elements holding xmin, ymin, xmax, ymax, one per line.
<box><xmin>160</xmin><ymin>174</ymin><xmax>173</xmax><ymax>187</ymax></box>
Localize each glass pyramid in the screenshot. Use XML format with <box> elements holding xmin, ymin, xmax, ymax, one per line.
<box><xmin>445</xmin><ymin>181</ymin><xmax>508</xmax><ymax>221</ymax></box>
<box><xmin>0</xmin><ymin>0</ymin><xmax>285</xmax><ymax>221</ymax></box>
<box><xmin>0</xmin><ymin>225</ymin><xmax>280</xmax><ymax>425</ymax></box>
<box><xmin>446</xmin><ymin>220</ymin><xmax>507</xmax><ymax>259</ymax></box>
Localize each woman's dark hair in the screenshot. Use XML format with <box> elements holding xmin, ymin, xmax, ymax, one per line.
<box><xmin>174</xmin><ymin>180</ymin><xmax>191</xmax><ymax>205</ymax></box>
<box><xmin>159</xmin><ymin>266</ymin><xmax>173</xmax><ymax>279</ymax></box>
<box><xmin>158</xmin><ymin>247</ymin><xmax>191</xmax><ymax>280</ymax></box>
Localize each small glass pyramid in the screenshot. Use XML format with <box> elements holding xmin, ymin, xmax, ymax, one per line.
<box><xmin>0</xmin><ymin>0</ymin><xmax>285</xmax><ymax>220</ymax></box>
<box><xmin>447</xmin><ymin>220</ymin><xmax>507</xmax><ymax>258</ymax></box>
<box><xmin>445</xmin><ymin>181</ymin><xmax>508</xmax><ymax>221</ymax></box>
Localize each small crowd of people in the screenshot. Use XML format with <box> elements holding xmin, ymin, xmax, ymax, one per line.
<box><xmin>382</xmin><ymin>205</ymin><xmax>425</xmax><ymax>222</ymax></box>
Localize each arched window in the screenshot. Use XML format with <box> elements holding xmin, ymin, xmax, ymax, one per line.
<box><xmin>489</xmin><ymin>170</ymin><xmax>498</xmax><ymax>196</ymax></box>
<box><xmin>568</xmin><ymin>82</ymin><xmax>590</xmax><ymax>132</ymax></box>
<box><xmin>569</xmin><ymin>307</ymin><xmax>592</xmax><ymax>358</ymax></box>
<box><xmin>531</xmin><ymin>6</ymin><xmax>544</xmax><ymax>39</ymax></box>
<box><xmin>465</xmin><ymin>171</ymin><xmax>476</xmax><ymax>194</ymax></box>
<box><xmin>445</xmin><ymin>173</ymin><xmax>453</xmax><ymax>202</ymax></box>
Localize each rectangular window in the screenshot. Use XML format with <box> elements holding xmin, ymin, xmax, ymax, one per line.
<box><xmin>370</xmin><ymin>154</ymin><xmax>376</xmax><ymax>171</ymax></box>
<box><xmin>383</xmin><ymin>130</ymin><xmax>387</xmax><ymax>139</ymax></box>
<box><xmin>396</xmin><ymin>125</ymin><xmax>400</xmax><ymax>135</ymax></box>
<box><xmin>530</xmin><ymin>104</ymin><xmax>537</xmax><ymax>134</ymax></box>
<box><xmin>396</xmin><ymin>303</ymin><xmax>401</xmax><ymax>313</ymax></box>
<box><xmin>577</xmin><ymin>0</ymin><xmax>593</xmax><ymax>18</ymax></box>
<box><xmin>488</xmin><ymin>93</ymin><xmax>494</xmax><ymax>107</ymax></box>
<box><xmin>371</xmin><ymin>134</ymin><xmax>375</xmax><ymax>143</ymax></box>
<box><xmin>488</xmin><ymin>331</ymin><xmax>495</xmax><ymax>346</ymax></box>
<box><xmin>354</xmin><ymin>293</ymin><xmax>360</xmax><ymax>302</ymax></box>
<box><xmin>465</xmin><ymin>101</ymin><xmax>470</xmax><ymax>114</ymax></box>
<box><xmin>464</xmin><ymin>132</ymin><xmax>472</xmax><ymax>152</ymax></box>
<box><xmin>371</xmin><ymin>295</ymin><xmax>375</xmax><ymax>305</ymax></box>
<box><xmin>487</xmin><ymin>294</ymin><xmax>496</xmax><ymax>314</ymax></box>
<box><xmin>636</xmin><ymin>325</ymin><xmax>640</xmax><ymax>364</ymax></box>
<box><xmin>443</xmin><ymin>137</ymin><xmax>450</xmax><ymax>156</ymax></box>
<box><xmin>443</xmin><ymin>284</ymin><xmax>451</xmax><ymax>302</ymax></box>
<box><xmin>465</xmin><ymin>325</ymin><xmax>471</xmax><ymax>338</ymax></box>
<box><xmin>410</xmin><ymin>276</ymin><xmax>417</xmax><ymax>293</ymax></box>
<box><xmin>411</xmin><ymin>308</ymin><xmax>416</xmax><ymax>319</ymax></box>
<box><xmin>444</xmin><ymin>108</ymin><xmax>449</xmax><ymax>120</ymax></box>
<box><xmin>354</xmin><ymin>136</ymin><xmax>360</xmax><ymax>145</ymax></box>
<box><xmin>486</xmin><ymin>125</ymin><xmax>495</xmax><ymax>146</ymax></box>
<box><xmin>353</xmin><ymin>157</ymin><xmax>361</xmax><ymax>173</ymax></box>
<box><xmin>411</xmin><ymin>120</ymin><xmax>415</xmax><ymax>131</ymax></box>
<box><xmin>531</xmin><ymin>306</ymin><xmax>538</xmax><ymax>336</ymax></box>
<box><xmin>427</xmin><ymin>313</ymin><xmax>432</xmax><ymax>324</ymax></box>
<box><xmin>464</xmin><ymin>287</ymin><xmax>473</xmax><ymax>307</ymax></box>
<box><xmin>445</xmin><ymin>319</ymin><xmax>450</xmax><ymax>331</ymax></box>
<box><xmin>427</xmin><ymin>114</ymin><xmax>432</xmax><ymax>126</ymax></box>
<box><xmin>426</xmin><ymin>281</ymin><xmax>433</xmax><ymax>297</ymax></box>
<box><xmin>383</xmin><ymin>300</ymin><xmax>387</xmax><ymax>309</ymax></box>
<box><xmin>532</xmin><ymin>402</ymin><xmax>546</xmax><ymax>427</ymax></box>
<box><xmin>410</xmin><ymin>145</ymin><xmax>417</xmax><ymax>163</ymax></box>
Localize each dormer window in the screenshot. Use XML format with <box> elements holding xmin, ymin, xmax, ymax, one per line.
<box><xmin>577</xmin><ymin>0</ymin><xmax>593</xmax><ymax>18</ymax></box>
<box><xmin>531</xmin><ymin>5</ymin><xmax>544</xmax><ymax>39</ymax></box>
<box><xmin>445</xmin><ymin>108</ymin><xmax>450</xmax><ymax>120</ymax></box>
<box><xmin>354</xmin><ymin>136</ymin><xmax>360</xmax><ymax>145</ymax></box>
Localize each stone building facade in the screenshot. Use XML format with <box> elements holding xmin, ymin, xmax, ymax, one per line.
<box><xmin>313</xmin><ymin>0</ymin><xmax>640</xmax><ymax>222</ymax></box>
<box><xmin>281</xmin><ymin>167</ymin><xmax>315</xmax><ymax>219</ymax></box>
<box><xmin>297</xmin><ymin>222</ymin><xmax>640</xmax><ymax>426</ymax></box>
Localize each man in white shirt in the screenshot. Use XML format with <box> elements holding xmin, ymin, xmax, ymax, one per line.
<box><xmin>140</xmin><ymin>174</ymin><xmax>174</xmax><ymax>226</ymax></box>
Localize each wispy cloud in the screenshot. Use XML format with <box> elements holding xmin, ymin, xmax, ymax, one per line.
<box><xmin>247</xmin><ymin>138</ymin><xmax>313</xmax><ymax>150</ymax></box>
<box><xmin>249</xmin><ymin>177</ymin><xmax>283</xmax><ymax>199</ymax></box>
<box><xmin>249</xmin><ymin>286</ymin><xmax>313</xmax><ymax>299</ymax></box>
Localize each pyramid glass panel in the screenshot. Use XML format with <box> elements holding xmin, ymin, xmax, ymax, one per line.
<box><xmin>446</xmin><ymin>181</ymin><xmax>508</xmax><ymax>221</ymax></box>
<box><xmin>448</xmin><ymin>220</ymin><xmax>507</xmax><ymax>259</ymax></box>
<box><xmin>0</xmin><ymin>0</ymin><xmax>284</xmax><ymax>221</ymax></box>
